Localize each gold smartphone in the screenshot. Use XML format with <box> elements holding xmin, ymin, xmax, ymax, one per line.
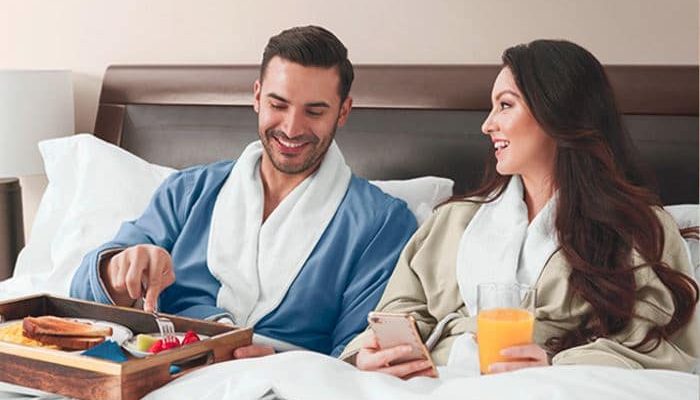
<box><xmin>367</xmin><ymin>311</ymin><xmax>438</xmax><ymax>377</ymax></box>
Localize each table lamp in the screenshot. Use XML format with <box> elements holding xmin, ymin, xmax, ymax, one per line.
<box><xmin>0</xmin><ymin>70</ymin><xmax>74</xmax><ymax>280</ymax></box>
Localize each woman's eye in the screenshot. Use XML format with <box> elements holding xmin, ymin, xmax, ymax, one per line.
<box><xmin>500</xmin><ymin>102</ymin><xmax>512</xmax><ymax>110</ymax></box>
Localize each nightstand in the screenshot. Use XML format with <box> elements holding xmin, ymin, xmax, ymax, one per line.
<box><xmin>0</xmin><ymin>178</ymin><xmax>24</xmax><ymax>281</ymax></box>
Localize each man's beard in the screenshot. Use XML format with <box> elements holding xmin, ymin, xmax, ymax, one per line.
<box><xmin>261</xmin><ymin>123</ymin><xmax>337</xmax><ymax>175</ymax></box>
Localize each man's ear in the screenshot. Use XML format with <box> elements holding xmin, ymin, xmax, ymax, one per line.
<box><xmin>336</xmin><ymin>96</ymin><xmax>353</xmax><ymax>128</ymax></box>
<box><xmin>253</xmin><ymin>80</ymin><xmax>261</xmax><ymax>113</ymax></box>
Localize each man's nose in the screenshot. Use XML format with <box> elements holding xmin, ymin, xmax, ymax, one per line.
<box><xmin>282</xmin><ymin>111</ymin><xmax>306</xmax><ymax>138</ymax></box>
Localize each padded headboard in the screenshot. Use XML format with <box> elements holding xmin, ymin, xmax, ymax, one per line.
<box><xmin>94</xmin><ymin>65</ymin><xmax>699</xmax><ymax>204</ymax></box>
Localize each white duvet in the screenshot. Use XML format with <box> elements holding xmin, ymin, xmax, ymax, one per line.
<box><xmin>143</xmin><ymin>351</ymin><xmax>697</xmax><ymax>400</ymax></box>
<box><xmin>0</xmin><ymin>350</ymin><xmax>694</xmax><ymax>400</ymax></box>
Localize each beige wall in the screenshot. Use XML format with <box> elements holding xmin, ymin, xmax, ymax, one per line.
<box><xmin>1</xmin><ymin>0</ymin><xmax>697</xmax><ymax>133</ymax></box>
<box><xmin>1</xmin><ymin>0</ymin><xmax>698</xmax><ymax>239</ymax></box>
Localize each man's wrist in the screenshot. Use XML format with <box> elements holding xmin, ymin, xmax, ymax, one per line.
<box><xmin>97</xmin><ymin>248</ymin><xmax>135</xmax><ymax>307</ymax></box>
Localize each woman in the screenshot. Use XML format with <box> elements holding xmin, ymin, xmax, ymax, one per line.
<box><xmin>341</xmin><ymin>40</ymin><xmax>699</xmax><ymax>378</ymax></box>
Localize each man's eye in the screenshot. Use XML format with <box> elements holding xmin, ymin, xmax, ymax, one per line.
<box><xmin>306</xmin><ymin>109</ymin><xmax>323</xmax><ymax>117</ymax></box>
<box><xmin>270</xmin><ymin>103</ymin><xmax>286</xmax><ymax>110</ymax></box>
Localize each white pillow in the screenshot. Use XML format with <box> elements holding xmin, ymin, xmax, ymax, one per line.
<box><xmin>0</xmin><ymin>134</ymin><xmax>175</xmax><ymax>299</ymax></box>
<box><xmin>370</xmin><ymin>177</ymin><xmax>453</xmax><ymax>225</ymax></box>
<box><xmin>664</xmin><ymin>204</ymin><xmax>700</xmax><ymax>280</ymax></box>
<box><xmin>1</xmin><ymin>134</ymin><xmax>453</xmax><ymax>299</ymax></box>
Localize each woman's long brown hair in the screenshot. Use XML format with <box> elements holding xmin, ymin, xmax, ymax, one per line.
<box><xmin>461</xmin><ymin>40</ymin><xmax>698</xmax><ymax>353</ymax></box>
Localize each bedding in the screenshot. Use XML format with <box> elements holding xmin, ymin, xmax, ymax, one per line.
<box><xmin>140</xmin><ymin>351</ymin><xmax>698</xmax><ymax>400</ymax></box>
<box><xmin>0</xmin><ymin>351</ymin><xmax>695</xmax><ymax>399</ymax></box>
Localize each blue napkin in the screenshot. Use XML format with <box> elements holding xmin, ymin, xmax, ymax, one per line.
<box><xmin>81</xmin><ymin>340</ymin><xmax>128</xmax><ymax>362</ymax></box>
<box><xmin>81</xmin><ymin>340</ymin><xmax>182</xmax><ymax>374</ymax></box>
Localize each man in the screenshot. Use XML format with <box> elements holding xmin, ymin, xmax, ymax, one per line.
<box><xmin>70</xmin><ymin>26</ymin><xmax>417</xmax><ymax>358</ymax></box>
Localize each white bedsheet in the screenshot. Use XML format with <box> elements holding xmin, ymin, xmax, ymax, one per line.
<box><xmin>0</xmin><ymin>331</ymin><xmax>695</xmax><ymax>400</ymax></box>
<box><xmin>143</xmin><ymin>351</ymin><xmax>696</xmax><ymax>400</ymax></box>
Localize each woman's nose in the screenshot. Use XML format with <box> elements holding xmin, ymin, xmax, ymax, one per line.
<box><xmin>481</xmin><ymin>110</ymin><xmax>496</xmax><ymax>135</ymax></box>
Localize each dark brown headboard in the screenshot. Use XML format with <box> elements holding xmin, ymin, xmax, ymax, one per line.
<box><xmin>94</xmin><ymin>65</ymin><xmax>699</xmax><ymax>204</ymax></box>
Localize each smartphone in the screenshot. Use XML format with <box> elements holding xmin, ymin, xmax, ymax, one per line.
<box><xmin>367</xmin><ymin>311</ymin><xmax>438</xmax><ymax>376</ymax></box>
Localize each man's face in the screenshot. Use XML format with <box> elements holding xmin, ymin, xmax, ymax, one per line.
<box><xmin>254</xmin><ymin>56</ymin><xmax>352</xmax><ymax>176</ymax></box>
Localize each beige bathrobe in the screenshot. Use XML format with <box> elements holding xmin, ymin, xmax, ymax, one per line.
<box><xmin>341</xmin><ymin>201</ymin><xmax>700</xmax><ymax>371</ymax></box>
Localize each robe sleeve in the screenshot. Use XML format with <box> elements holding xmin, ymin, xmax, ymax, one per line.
<box><xmin>329</xmin><ymin>198</ymin><xmax>417</xmax><ymax>357</ymax></box>
<box><xmin>553</xmin><ymin>210</ymin><xmax>700</xmax><ymax>371</ymax></box>
<box><xmin>340</xmin><ymin>208</ymin><xmax>441</xmax><ymax>361</ymax></box>
<box><xmin>69</xmin><ymin>170</ymin><xmax>194</xmax><ymax>304</ymax></box>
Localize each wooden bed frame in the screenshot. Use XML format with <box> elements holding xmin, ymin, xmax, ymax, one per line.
<box><xmin>93</xmin><ymin>64</ymin><xmax>699</xmax><ymax>204</ymax></box>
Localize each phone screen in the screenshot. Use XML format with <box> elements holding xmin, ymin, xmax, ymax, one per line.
<box><xmin>367</xmin><ymin>312</ymin><xmax>437</xmax><ymax>375</ymax></box>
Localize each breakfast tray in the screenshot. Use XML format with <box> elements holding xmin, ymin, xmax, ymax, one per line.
<box><xmin>0</xmin><ymin>294</ymin><xmax>252</xmax><ymax>400</ymax></box>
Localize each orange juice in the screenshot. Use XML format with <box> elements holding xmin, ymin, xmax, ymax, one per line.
<box><xmin>477</xmin><ymin>307</ymin><xmax>534</xmax><ymax>374</ymax></box>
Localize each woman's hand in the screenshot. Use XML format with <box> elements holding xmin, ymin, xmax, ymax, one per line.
<box><xmin>355</xmin><ymin>332</ymin><xmax>436</xmax><ymax>379</ymax></box>
<box><xmin>488</xmin><ymin>343</ymin><xmax>550</xmax><ymax>373</ymax></box>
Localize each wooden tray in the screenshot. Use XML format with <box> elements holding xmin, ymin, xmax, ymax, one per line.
<box><xmin>0</xmin><ymin>294</ymin><xmax>252</xmax><ymax>400</ymax></box>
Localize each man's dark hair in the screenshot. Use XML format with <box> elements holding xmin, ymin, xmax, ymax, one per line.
<box><xmin>260</xmin><ymin>25</ymin><xmax>354</xmax><ymax>102</ymax></box>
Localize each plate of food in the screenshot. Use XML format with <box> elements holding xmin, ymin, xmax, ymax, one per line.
<box><xmin>0</xmin><ymin>316</ymin><xmax>133</xmax><ymax>351</ymax></box>
<box><xmin>123</xmin><ymin>330</ymin><xmax>208</xmax><ymax>358</ymax></box>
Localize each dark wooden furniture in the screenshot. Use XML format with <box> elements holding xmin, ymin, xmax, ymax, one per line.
<box><xmin>0</xmin><ymin>178</ymin><xmax>23</xmax><ymax>281</ymax></box>
<box><xmin>94</xmin><ymin>64</ymin><xmax>698</xmax><ymax>204</ymax></box>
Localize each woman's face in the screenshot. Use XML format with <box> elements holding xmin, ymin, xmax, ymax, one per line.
<box><xmin>481</xmin><ymin>67</ymin><xmax>557</xmax><ymax>183</ymax></box>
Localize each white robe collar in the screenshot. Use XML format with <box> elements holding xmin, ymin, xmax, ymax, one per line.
<box><xmin>207</xmin><ymin>140</ymin><xmax>351</xmax><ymax>327</ymax></box>
<box><xmin>455</xmin><ymin>176</ymin><xmax>559</xmax><ymax>317</ymax></box>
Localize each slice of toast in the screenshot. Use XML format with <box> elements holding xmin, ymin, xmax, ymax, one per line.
<box><xmin>22</xmin><ymin>316</ymin><xmax>112</xmax><ymax>338</ymax></box>
<box><xmin>23</xmin><ymin>333</ymin><xmax>106</xmax><ymax>350</ymax></box>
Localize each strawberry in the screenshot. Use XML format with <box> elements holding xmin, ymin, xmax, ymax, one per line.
<box><xmin>148</xmin><ymin>337</ymin><xmax>181</xmax><ymax>353</ymax></box>
<box><xmin>162</xmin><ymin>338</ymin><xmax>181</xmax><ymax>350</ymax></box>
<box><xmin>182</xmin><ymin>330</ymin><xmax>200</xmax><ymax>345</ymax></box>
<box><xmin>148</xmin><ymin>339</ymin><xmax>164</xmax><ymax>354</ymax></box>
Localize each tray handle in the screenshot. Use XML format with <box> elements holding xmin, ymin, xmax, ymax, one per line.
<box><xmin>165</xmin><ymin>349</ymin><xmax>215</xmax><ymax>381</ymax></box>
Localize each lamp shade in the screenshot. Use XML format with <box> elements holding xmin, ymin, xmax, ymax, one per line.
<box><xmin>0</xmin><ymin>70</ymin><xmax>74</xmax><ymax>176</ymax></box>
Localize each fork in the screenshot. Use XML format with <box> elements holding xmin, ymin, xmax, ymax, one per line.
<box><xmin>142</xmin><ymin>284</ymin><xmax>178</xmax><ymax>345</ymax></box>
<box><xmin>152</xmin><ymin>311</ymin><xmax>178</xmax><ymax>345</ymax></box>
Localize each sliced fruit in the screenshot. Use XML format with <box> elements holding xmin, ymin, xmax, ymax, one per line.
<box><xmin>162</xmin><ymin>339</ymin><xmax>181</xmax><ymax>350</ymax></box>
<box><xmin>182</xmin><ymin>330</ymin><xmax>200</xmax><ymax>345</ymax></box>
<box><xmin>148</xmin><ymin>337</ymin><xmax>182</xmax><ymax>354</ymax></box>
<box><xmin>148</xmin><ymin>339</ymin><xmax>164</xmax><ymax>354</ymax></box>
<box><xmin>135</xmin><ymin>334</ymin><xmax>159</xmax><ymax>352</ymax></box>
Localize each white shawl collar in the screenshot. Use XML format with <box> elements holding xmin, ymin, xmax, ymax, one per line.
<box><xmin>455</xmin><ymin>176</ymin><xmax>559</xmax><ymax>317</ymax></box>
<box><xmin>207</xmin><ymin>140</ymin><xmax>351</xmax><ymax>327</ymax></box>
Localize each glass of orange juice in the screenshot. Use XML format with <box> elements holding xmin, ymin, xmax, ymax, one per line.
<box><xmin>476</xmin><ymin>282</ymin><xmax>536</xmax><ymax>374</ymax></box>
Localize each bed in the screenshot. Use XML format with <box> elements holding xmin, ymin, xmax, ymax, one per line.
<box><xmin>0</xmin><ymin>64</ymin><xmax>698</xmax><ymax>399</ymax></box>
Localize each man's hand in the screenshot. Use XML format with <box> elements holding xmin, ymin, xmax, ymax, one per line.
<box><xmin>355</xmin><ymin>332</ymin><xmax>436</xmax><ymax>379</ymax></box>
<box><xmin>488</xmin><ymin>344</ymin><xmax>550</xmax><ymax>374</ymax></box>
<box><xmin>233</xmin><ymin>344</ymin><xmax>275</xmax><ymax>359</ymax></box>
<box><xmin>101</xmin><ymin>244</ymin><xmax>175</xmax><ymax>311</ymax></box>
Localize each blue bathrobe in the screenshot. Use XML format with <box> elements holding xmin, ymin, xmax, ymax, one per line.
<box><xmin>70</xmin><ymin>160</ymin><xmax>417</xmax><ymax>356</ymax></box>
